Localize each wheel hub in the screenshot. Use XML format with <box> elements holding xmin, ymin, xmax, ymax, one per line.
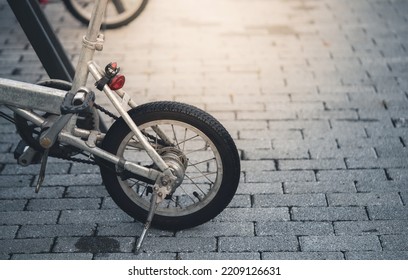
<box><xmin>158</xmin><ymin>147</ymin><xmax>188</xmax><ymax>191</ymax></box>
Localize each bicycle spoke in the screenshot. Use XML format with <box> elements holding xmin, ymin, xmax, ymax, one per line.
<box><xmin>177</xmin><ymin>134</ymin><xmax>200</xmax><ymax>147</ymax></box>
<box><xmin>186</xmin><ymin>171</ymin><xmax>217</xmax><ymax>184</ymax></box>
<box><xmin>184</xmin><ymin>174</ymin><xmax>207</xmax><ymax>196</ymax></box>
<box><xmin>182</xmin><ymin>128</ymin><xmax>187</xmax><ymax>152</ymax></box>
<box><xmin>188</xmin><ymin>157</ymin><xmax>216</xmax><ymax>167</ymax></box>
<box><xmin>171</xmin><ymin>124</ymin><xmax>180</xmax><ymax>149</ymax></box>
<box><xmin>178</xmin><ymin>186</ymin><xmax>197</xmax><ymax>204</ymax></box>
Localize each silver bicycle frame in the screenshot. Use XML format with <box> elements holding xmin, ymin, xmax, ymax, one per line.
<box><xmin>0</xmin><ymin>0</ymin><xmax>173</xmax><ymax>183</ymax></box>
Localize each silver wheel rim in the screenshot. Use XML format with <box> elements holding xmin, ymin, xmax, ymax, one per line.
<box><xmin>116</xmin><ymin>120</ymin><xmax>224</xmax><ymax>217</ymax></box>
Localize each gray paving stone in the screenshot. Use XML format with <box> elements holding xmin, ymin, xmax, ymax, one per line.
<box><xmin>381</xmin><ymin>235</ymin><xmax>408</xmax><ymax>251</ymax></box>
<box><xmin>0</xmin><ymin>144</ymin><xmax>11</xmax><ymax>153</ymax></box>
<box><xmin>141</xmin><ymin>237</ymin><xmax>216</xmax><ymax>253</ymax></box>
<box><xmin>0</xmin><ymin>199</ymin><xmax>27</xmax><ymax>211</ymax></box>
<box><xmin>236</xmin><ymin>140</ymin><xmax>272</xmax><ymax>150</ymax></box>
<box><xmin>246</xmin><ymin>171</ymin><xmax>316</xmax><ymax>183</ymax></box>
<box><xmin>70</xmin><ymin>163</ymin><xmax>102</xmax><ymax>174</ymax></box>
<box><xmin>236</xmin><ymin>182</ymin><xmax>283</xmax><ymax>195</ymax></box>
<box><xmin>18</xmin><ymin>224</ymin><xmax>96</xmax><ymax>238</ymax></box>
<box><xmin>100</xmin><ymin>197</ymin><xmax>122</xmax><ymax>209</ymax></box>
<box><xmin>337</xmin><ymin>137</ymin><xmax>402</xmax><ymax>149</ymax></box>
<box><xmin>59</xmin><ymin>209</ymin><xmax>134</xmax><ymax>224</ymax></box>
<box><xmin>0</xmin><ymin>225</ymin><xmax>18</xmax><ymax>239</ymax></box>
<box><xmin>215</xmin><ymin>208</ymin><xmax>290</xmax><ymax>222</ymax></box>
<box><xmin>240</xmin><ymin>160</ymin><xmax>275</xmax><ymax>172</ymax></box>
<box><xmin>33</xmin><ymin>174</ymin><xmax>102</xmax><ymax>187</ymax></box>
<box><xmin>0</xmin><ymin>254</ymin><xmax>10</xmax><ymax>260</ymax></box>
<box><xmin>0</xmin><ymin>238</ymin><xmax>53</xmax><ymax>254</ymax></box>
<box><xmin>278</xmin><ymin>159</ymin><xmax>346</xmax><ymax>170</ymax></box>
<box><xmin>1</xmin><ymin>163</ymin><xmax>71</xmax><ymax>175</ymax></box>
<box><xmin>327</xmin><ymin>193</ymin><xmax>402</xmax><ymax>206</ymax></box>
<box><xmin>284</xmin><ymin>181</ymin><xmax>356</xmax><ymax>193</ymax></box>
<box><xmin>65</xmin><ymin>186</ymin><xmax>109</xmax><ymax>198</ymax></box>
<box><xmin>12</xmin><ymin>253</ymin><xmax>93</xmax><ymax>260</ymax></box>
<box><xmin>240</xmin><ymin>130</ymin><xmax>303</xmax><ymax>141</ymax></box>
<box><xmin>97</xmin><ymin>222</ymin><xmax>173</xmax><ymax>237</ymax></box>
<box><xmin>316</xmin><ymin>169</ymin><xmax>388</xmax><ymax>182</ymax></box>
<box><xmin>345</xmin><ymin>251</ymin><xmax>408</xmax><ymax>260</ymax></box>
<box><xmin>26</xmin><ymin>198</ymin><xmax>101</xmax><ymax>211</ymax></box>
<box><xmin>0</xmin><ymin>187</ymin><xmax>65</xmax><ymax>199</ymax></box>
<box><xmin>346</xmin><ymin>157</ymin><xmax>408</xmax><ymax>169</ymax></box>
<box><xmin>356</xmin><ymin>180</ymin><xmax>408</xmax><ymax>192</ymax></box>
<box><xmin>367</xmin><ymin>206</ymin><xmax>408</xmax><ymax>220</ymax></box>
<box><xmin>375</xmin><ymin>146</ymin><xmax>408</xmax><ymax>158</ymax></box>
<box><xmin>0</xmin><ymin>175</ymin><xmax>33</xmax><ymax>187</ymax></box>
<box><xmin>254</xmin><ymin>194</ymin><xmax>327</xmax><ymax>207</ymax></box>
<box><xmin>228</xmin><ymin>194</ymin><xmax>251</xmax><ymax>208</ymax></box>
<box><xmin>180</xmin><ymin>252</ymin><xmax>260</xmax><ymax>260</ymax></box>
<box><xmin>273</xmin><ymin>138</ymin><xmax>337</xmax><ymax>151</ymax></box>
<box><xmin>300</xmin><ymin>235</ymin><xmax>382</xmax><ymax>251</ymax></box>
<box><xmin>387</xmin><ymin>168</ymin><xmax>408</xmax><ymax>181</ymax></box>
<box><xmin>400</xmin><ymin>192</ymin><xmax>408</xmax><ymax>205</ymax></box>
<box><xmin>262</xmin><ymin>252</ymin><xmax>344</xmax><ymax>260</ymax></box>
<box><xmin>305</xmin><ymin>128</ymin><xmax>368</xmax><ymax>141</ymax></box>
<box><xmin>219</xmin><ymin>236</ymin><xmax>298</xmax><ymax>252</ymax></box>
<box><xmin>334</xmin><ymin>220</ymin><xmax>408</xmax><ymax>235</ymax></box>
<box><xmin>177</xmin><ymin>222</ymin><xmax>254</xmax><ymax>237</ymax></box>
<box><xmin>243</xmin><ymin>148</ymin><xmax>309</xmax><ymax>160</ymax></box>
<box><xmin>291</xmin><ymin>207</ymin><xmax>368</xmax><ymax>221</ymax></box>
<box><xmin>53</xmin><ymin>237</ymin><xmax>134</xmax><ymax>253</ymax></box>
<box><xmin>256</xmin><ymin>221</ymin><xmax>333</xmax><ymax>236</ymax></box>
<box><xmin>94</xmin><ymin>252</ymin><xmax>177</xmax><ymax>260</ymax></box>
<box><xmin>0</xmin><ymin>211</ymin><xmax>59</xmax><ymax>225</ymax></box>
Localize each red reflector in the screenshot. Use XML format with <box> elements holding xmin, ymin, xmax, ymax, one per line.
<box><xmin>108</xmin><ymin>74</ymin><xmax>125</xmax><ymax>90</ymax></box>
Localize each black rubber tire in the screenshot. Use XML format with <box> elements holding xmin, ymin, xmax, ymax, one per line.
<box><xmin>99</xmin><ymin>101</ymin><xmax>241</xmax><ymax>230</ymax></box>
<box><xmin>62</xmin><ymin>0</ymin><xmax>148</xmax><ymax>29</ymax></box>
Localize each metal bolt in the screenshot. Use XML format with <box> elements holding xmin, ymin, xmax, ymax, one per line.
<box><xmin>40</xmin><ymin>137</ymin><xmax>52</xmax><ymax>148</ymax></box>
<box><xmin>161</xmin><ymin>175</ymin><xmax>170</xmax><ymax>186</ymax></box>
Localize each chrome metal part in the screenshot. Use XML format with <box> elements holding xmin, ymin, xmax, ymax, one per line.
<box><xmin>135</xmin><ymin>189</ymin><xmax>158</xmax><ymax>254</ymax></box>
<box><xmin>134</xmin><ymin>175</ymin><xmax>173</xmax><ymax>254</ymax></box>
<box><xmin>82</xmin><ymin>34</ymin><xmax>104</xmax><ymax>51</ymax></box>
<box><xmin>18</xmin><ymin>146</ymin><xmax>40</xmax><ymax>166</ymax></box>
<box><xmin>35</xmin><ymin>149</ymin><xmax>49</xmax><ymax>193</ymax></box>
<box><xmin>7</xmin><ymin>106</ymin><xmax>45</xmax><ymax>127</ymax></box>
<box><xmin>66</xmin><ymin>0</ymin><xmax>108</xmax><ymax>133</ymax></box>
<box><xmin>159</xmin><ymin>147</ymin><xmax>188</xmax><ymax>191</ymax></box>
<box><xmin>88</xmin><ymin>62</ymin><xmax>137</xmax><ymax>108</ymax></box>
<box><xmin>59</xmin><ymin>132</ymin><xmax>161</xmax><ymax>182</ymax></box>
<box><xmin>39</xmin><ymin>114</ymin><xmax>72</xmax><ymax>149</ymax></box>
<box><xmin>0</xmin><ymin>78</ymin><xmax>66</xmax><ymax>114</ymax></box>
<box><xmin>88</xmin><ymin>61</ymin><xmax>172</xmax><ymax>174</ymax></box>
<box><xmin>85</xmin><ymin>130</ymin><xmax>100</xmax><ymax>148</ymax></box>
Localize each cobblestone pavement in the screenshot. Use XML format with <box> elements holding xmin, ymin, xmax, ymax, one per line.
<box><xmin>1</xmin><ymin>0</ymin><xmax>408</xmax><ymax>260</ymax></box>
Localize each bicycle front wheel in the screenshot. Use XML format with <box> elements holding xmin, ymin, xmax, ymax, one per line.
<box><xmin>99</xmin><ymin>102</ymin><xmax>241</xmax><ymax>230</ymax></box>
<box><xmin>63</xmin><ymin>0</ymin><xmax>148</xmax><ymax>29</ymax></box>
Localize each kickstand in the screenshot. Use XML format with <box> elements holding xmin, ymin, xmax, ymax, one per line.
<box><xmin>35</xmin><ymin>149</ymin><xmax>49</xmax><ymax>193</ymax></box>
<box><xmin>135</xmin><ymin>190</ymin><xmax>159</xmax><ymax>254</ymax></box>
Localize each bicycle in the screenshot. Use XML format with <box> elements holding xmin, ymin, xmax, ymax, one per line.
<box><xmin>0</xmin><ymin>0</ymin><xmax>240</xmax><ymax>253</ymax></box>
<box><xmin>40</xmin><ymin>0</ymin><xmax>148</xmax><ymax>29</ymax></box>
